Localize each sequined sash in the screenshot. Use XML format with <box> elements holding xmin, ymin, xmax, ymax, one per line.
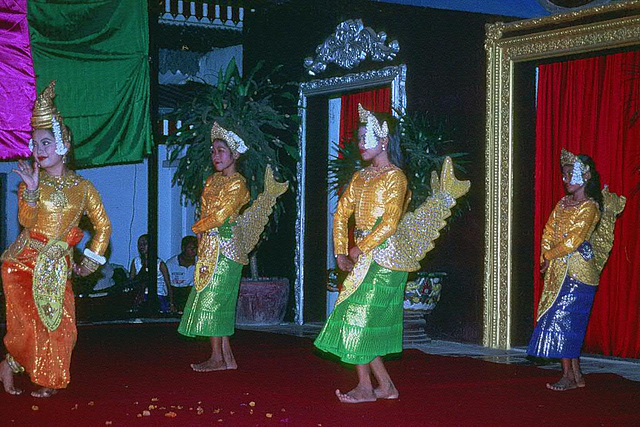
<box><xmin>537</xmin><ymin>241</ymin><xmax>597</xmax><ymax>321</ymax></box>
<box><xmin>32</xmin><ymin>238</ymin><xmax>71</xmax><ymax>331</ymax></box>
<box><xmin>335</xmin><ymin>252</ymin><xmax>373</xmax><ymax>307</ymax></box>
<box><xmin>194</xmin><ymin>229</ymin><xmax>220</xmax><ymax>292</ymax></box>
<box><xmin>334</xmin><ymin>226</ymin><xmax>379</xmax><ymax>307</ymax></box>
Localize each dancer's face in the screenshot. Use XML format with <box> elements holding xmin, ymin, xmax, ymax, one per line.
<box><xmin>357</xmin><ymin>126</ymin><xmax>387</xmax><ymax>162</ymax></box>
<box><xmin>561</xmin><ymin>164</ymin><xmax>590</xmax><ymax>194</ymax></box>
<box><xmin>32</xmin><ymin>129</ymin><xmax>68</xmax><ymax>170</ymax></box>
<box><xmin>211</xmin><ymin>139</ymin><xmax>237</xmax><ymax>172</ymax></box>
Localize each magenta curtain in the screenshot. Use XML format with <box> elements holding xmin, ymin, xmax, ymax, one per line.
<box><xmin>0</xmin><ymin>0</ymin><xmax>36</xmax><ymax>159</ymax></box>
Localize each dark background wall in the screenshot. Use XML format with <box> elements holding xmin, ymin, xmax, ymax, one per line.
<box><xmin>244</xmin><ymin>0</ymin><xmax>518</xmax><ymax>343</ymax></box>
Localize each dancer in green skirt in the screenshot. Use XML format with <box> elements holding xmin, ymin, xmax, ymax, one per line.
<box><xmin>179</xmin><ymin>122</ymin><xmax>287</xmax><ymax>372</ymax></box>
<box><xmin>315</xmin><ymin>104</ymin><xmax>470</xmax><ymax>403</ymax></box>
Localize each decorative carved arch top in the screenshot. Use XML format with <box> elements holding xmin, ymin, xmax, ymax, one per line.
<box><xmin>303</xmin><ymin>19</ymin><xmax>400</xmax><ymax>76</ymax></box>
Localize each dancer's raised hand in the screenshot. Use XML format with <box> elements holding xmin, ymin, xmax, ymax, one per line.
<box><xmin>13</xmin><ymin>158</ymin><xmax>40</xmax><ymax>190</ymax></box>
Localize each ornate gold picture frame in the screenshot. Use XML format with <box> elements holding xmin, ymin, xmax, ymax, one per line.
<box><xmin>483</xmin><ymin>1</ymin><xmax>640</xmax><ymax>348</ymax></box>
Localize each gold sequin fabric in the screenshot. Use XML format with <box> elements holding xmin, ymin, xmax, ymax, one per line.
<box><xmin>192</xmin><ymin>172</ymin><xmax>249</xmax><ymax>269</ymax></box>
<box><xmin>591</xmin><ymin>187</ymin><xmax>626</xmax><ymax>274</ymax></box>
<box><xmin>333</xmin><ymin>165</ymin><xmax>408</xmax><ymax>255</ymax></box>
<box><xmin>0</xmin><ymin>171</ymin><xmax>110</xmax><ymax>388</ymax></box>
<box><xmin>2</xmin><ymin>171</ymin><xmax>111</xmax><ymax>262</ymax></box>
<box><xmin>372</xmin><ymin>157</ymin><xmax>471</xmax><ymax>271</ymax></box>
<box><xmin>537</xmin><ymin>197</ymin><xmax>600</xmax><ymax>320</ymax></box>
<box><xmin>232</xmin><ymin>166</ymin><xmax>288</xmax><ymax>261</ymax></box>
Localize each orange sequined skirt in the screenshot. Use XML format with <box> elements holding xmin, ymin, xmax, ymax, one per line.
<box><xmin>1</xmin><ymin>229</ymin><xmax>82</xmax><ymax>389</ymax></box>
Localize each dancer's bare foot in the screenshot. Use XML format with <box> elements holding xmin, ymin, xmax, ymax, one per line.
<box><xmin>571</xmin><ymin>359</ymin><xmax>585</xmax><ymax>388</ymax></box>
<box><xmin>546</xmin><ymin>377</ymin><xmax>578</xmax><ymax>391</ymax></box>
<box><xmin>335</xmin><ymin>387</ymin><xmax>377</xmax><ymax>403</ymax></box>
<box><xmin>0</xmin><ymin>360</ymin><xmax>22</xmax><ymax>395</ymax></box>
<box><xmin>190</xmin><ymin>359</ymin><xmax>227</xmax><ymax>372</ymax></box>
<box><xmin>31</xmin><ymin>387</ymin><xmax>58</xmax><ymax>398</ymax></box>
<box><xmin>373</xmin><ymin>383</ymin><xmax>399</xmax><ymax>400</ymax></box>
<box><xmin>222</xmin><ymin>338</ymin><xmax>237</xmax><ymax>370</ymax></box>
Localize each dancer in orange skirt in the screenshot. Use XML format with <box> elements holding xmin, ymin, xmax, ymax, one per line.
<box><xmin>0</xmin><ymin>81</ymin><xmax>112</xmax><ymax>398</ymax></box>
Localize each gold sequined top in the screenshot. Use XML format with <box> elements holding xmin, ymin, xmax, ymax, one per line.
<box><xmin>334</xmin><ymin>165</ymin><xmax>409</xmax><ymax>255</ymax></box>
<box><xmin>16</xmin><ymin>171</ymin><xmax>111</xmax><ymax>255</ymax></box>
<box><xmin>192</xmin><ymin>172</ymin><xmax>250</xmax><ymax>235</ymax></box>
<box><xmin>541</xmin><ymin>197</ymin><xmax>600</xmax><ymax>262</ymax></box>
<box><xmin>536</xmin><ymin>196</ymin><xmax>601</xmax><ymax>319</ymax></box>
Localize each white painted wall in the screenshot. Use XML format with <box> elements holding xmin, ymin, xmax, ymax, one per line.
<box><xmin>79</xmin><ymin>162</ymin><xmax>149</xmax><ymax>268</ymax></box>
<box><xmin>157</xmin><ymin>144</ymin><xmax>196</xmax><ymax>263</ymax></box>
<box><xmin>0</xmin><ymin>155</ymin><xmax>195</xmax><ymax>271</ymax></box>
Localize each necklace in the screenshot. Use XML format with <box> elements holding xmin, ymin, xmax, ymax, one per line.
<box><xmin>561</xmin><ymin>196</ymin><xmax>589</xmax><ymax>208</ymax></box>
<box><xmin>360</xmin><ymin>164</ymin><xmax>397</xmax><ymax>181</ymax></box>
<box><xmin>40</xmin><ymin>172</ymin><xmax>82</xmax><ymax>210</ymax></box>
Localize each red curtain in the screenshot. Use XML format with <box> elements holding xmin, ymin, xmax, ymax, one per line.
<box><xmin>339</xmin><ymin>87</ymin><xmax>391</xmax><ymax>147</ymax></box>
<box><xmin>534</xmin><ymin>50</ymin><xmax>640</xmax><ymax>358</ymax></box>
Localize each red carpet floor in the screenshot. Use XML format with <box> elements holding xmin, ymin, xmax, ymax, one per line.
<box><xmin>1</xmin><ymin>323</ymin><xmax>639</xmax><ymax>426</ymax></box>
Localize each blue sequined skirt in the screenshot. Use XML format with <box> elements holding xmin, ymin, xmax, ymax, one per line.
<box><xmin>527</xmin><ymin>276</ymin><xmax>597</xmax><ymax>359</ymax></box>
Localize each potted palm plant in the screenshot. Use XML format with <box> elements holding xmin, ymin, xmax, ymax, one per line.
<box><xmin>165</xmin><ymin>58</ymin><xmax>298</xmax><ymax>324</ymax></box>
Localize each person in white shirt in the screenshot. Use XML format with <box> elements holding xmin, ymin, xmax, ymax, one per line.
<box><xmin>165</xmin><ymin>236</ymin><xmax>197</xmax><ymax>313</ymax></box>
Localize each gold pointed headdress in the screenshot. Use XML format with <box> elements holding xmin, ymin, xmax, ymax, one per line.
<box><xmin>357</xmin><ymin>104</ymin><xmax>389</xmax><ymax>149</ymax></box>
<box><xmin>210</xmin><ymin>122</ymin><xmax>248</xmax><ymax>155</ymax></box>
<box><xmin>30</xmin><ymin>81</ymin><xmax>71</xmax><ymax>149</ymax></box>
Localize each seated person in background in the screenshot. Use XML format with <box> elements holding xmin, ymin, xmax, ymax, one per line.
<box><xmin>166</xmin><ymin>236</ymin><xmax>197</xmax><ymax>313</ymax></box>
<box><xmin>129</xmin><ymin>234</ymin><xmax>174</xmax><ymax>314</ymax></box>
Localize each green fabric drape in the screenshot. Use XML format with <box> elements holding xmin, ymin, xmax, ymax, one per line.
<box><xmin>28</xmin><ymin>0</ymin><xmax>152</xmax><ymax>167</ymax></box>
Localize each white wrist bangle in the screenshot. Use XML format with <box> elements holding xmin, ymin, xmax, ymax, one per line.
<box><xmin>84</xmin><ymin>248</ymin><xmax>107</xmax><ymax>265</ymax></box>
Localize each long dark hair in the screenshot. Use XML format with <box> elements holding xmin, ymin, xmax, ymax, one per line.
<box><xmin>577</xmin><ymin>154</ymin><xmax>603</xmax><ymax>210</ymax></box>
<box><xmin>373</xmin><ymin>112</ymin><xmax>405</xmax><ymax>169</ymax></box>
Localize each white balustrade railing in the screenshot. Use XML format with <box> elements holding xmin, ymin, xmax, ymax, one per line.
<box><xmin>159</xmin><ymin>0</ymin><xmax>244</xmax><ymax>30</ymax></box>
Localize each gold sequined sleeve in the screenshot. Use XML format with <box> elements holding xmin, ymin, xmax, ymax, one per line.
<box><xmin>540</xmin><ymin>202</ymin><xmax>558</xmax><ymax>263</ymax></box>
<box><xmin>17</xmin><ymin>182</ymin><xmax>38</xmax><ymax>228</ymax></box>
<box><xmin>192</xmin><ymin>178</ymin><xmax>250</xmax><ymax>234</ymax></box>
<box><xmin>333</xmin><ymin>173</ymin><xmax>358</xmax><ymax>256</ymax></box>
<box><xmin>358</xmin><ymin>170</ymin><xmax>408</xmax><ymax>254</ymax></box>
<box><xmin>84</xmin><ymin>181</ymin><xmax>112</xmax><ymax>256</ymax></box>
<box><xmin>542</xmin><ymin>201</ymin><xmax>599</xmax><ymax>261</ymax></box>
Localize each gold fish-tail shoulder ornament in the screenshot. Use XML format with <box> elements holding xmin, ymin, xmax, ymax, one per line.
<box><xmin>591</xmin><ymin>185</ymin><xmax>626</xmax><ymax>274</ymax></box>
<box><xmin>232</xmin><ymin>165</ymin><xmax>288</xmax><ymax>257</ymax></box>
<box><xmin>372</xmin><ymin>157</ymin><xmax>470</xmax><ymax>271</ymax></box>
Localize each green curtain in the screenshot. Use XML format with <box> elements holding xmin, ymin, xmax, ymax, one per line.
<box><xmin>28</xmin><ymin>0</ymin><xmax>152</xmax><ymax>167</ymax></box>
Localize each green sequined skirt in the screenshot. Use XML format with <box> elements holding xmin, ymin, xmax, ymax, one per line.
<box><xmin>314</xmin><ymin>261</ymin><xmax>408</xmax><ymax>365</ymax></box>
<box><xmin>178</xmin><ymin>254</ymin><xmax>243</xmax><ymax>337</ymax></box>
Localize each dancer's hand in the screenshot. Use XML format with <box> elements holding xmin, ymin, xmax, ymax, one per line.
<box><xmin>336</xmin><ymin>254</ymin><xmax>354</xmax><ymax>272</ymax></box>
<box><xmin>13</xmin><ymin>159</ymin><xmax>40</xmax><ymax>190</ymax></box>
<box><xmin>73</xmin><ymin>263</ymin><xmax>92</xmax><ymax>277</ymax></box>
<box><xmin>349</xmin><ymin>246</ymin><xmax>363</xmax><ymax>264</ymax></box>
<box><xmin>540</xmin><ymin>258</ymin><xmax>550</xmax><ymax>274</ymax></box>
